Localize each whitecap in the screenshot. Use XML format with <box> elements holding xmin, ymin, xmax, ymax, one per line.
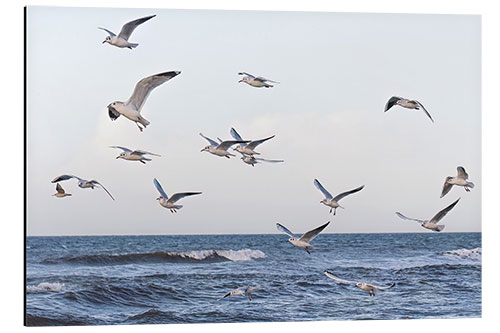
<box><xmin>444</xmin><ymin>247</ymin><xmax>482</xmax><ymax>259</ymax></box>
<box><xmin>27</xmin><ymin>282</ymin><xmax>64</xmax><ymax>292</ymax></box>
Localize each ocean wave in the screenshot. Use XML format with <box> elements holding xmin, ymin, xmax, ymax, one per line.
<box><xmin>44</xmin><ymin>249</ymin><xmax>266</xmax><ymax>265</ymax></box>
<box><xmin>27</xmin><ymin>282</ymin><xmax>64</xmax><ymax>292</ymax></box>
<box><xmin>443</xmin><ymin>247</ymin><xmax>481</xmax><ymax>259</ymax></box>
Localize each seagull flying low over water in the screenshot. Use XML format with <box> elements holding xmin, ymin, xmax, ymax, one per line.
<box><xmin>384</xmin><ymin>96</ymin><xmax>434</xmax><ymax>123</ymax></box>
<box><xmin>238</xmin><ymin>72</ymin><xmax>279</xmax><ymax>88</ymax></box>
<box><xmin>99</xmin><ymin>15</ymin><xmax>156</xmax><ymax>49</ymax></box>
<box><xmin>314</xmin><ymin>179</ymin><xmax>364</xmax><ymax>215</ymax></box>
<box><xmin>51</xmin><ymin>175</ymin><xmax>114</xmax><ymax>200</ymax></box>
<box><xmin>53</xmin><ymin>183</ymin><xmax>71</xmax><ymax>198</ymax></box>
<box><xmin>107</xmin><ymin>71</ymin><xmax>181</xmax><ymax>132</ymax></box>
<box><xmin>110</xmin><ymin>146</ymin><xmax>161</xmax><ymax>164</ymax></box>
<box><xmin>441</xmin><ymin>166</ymin><xmax>475</xmax><ymax>198</ymax></box>
<box><xmin>324</xmin><ymin>271</ymin><xmax>395</xmax><ymax>296</ymax></box>
<box><xmin>276</xmin><ymin>221</ymin><xmax>330</xmax><ymax>254</ymax></box>
<box><xmin>218</xmin><ymin>286</ymin><xmax>260</xmax><ymax>301</ymax></box>
<box><xmin>230</xmin><ymin>127</ymin><xmax>275</xmax><ymax>156</ymax></box>
<box><xmin>396</xmin><ymin>198</ymin><xmax>461</xmax><ymax>232</ymax></box>
<box><xmin>153</xmin><ymin>178</ymin><xmax>201</xmax><ymax>213</ymax></box>
<box><xmin>199</xmin><ymin>133</ymin><xmax>249</xmax><ymax>158</ymax></box>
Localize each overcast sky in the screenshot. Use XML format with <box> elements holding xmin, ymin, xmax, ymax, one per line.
<box><xmin>26</xmin><ymin>6</ymin><xmax>480</xmax><ymax>236</ymax></box>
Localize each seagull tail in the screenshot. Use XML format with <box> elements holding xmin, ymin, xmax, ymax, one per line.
<box><xmin>138</xmin><ymin>116</ymin><xmax>150</xmax><ymax>127</ymax></box>
<box><xmin>128</xmin><ymin>43</ymin><xmax>139</xmax><ymax>49</ymax></box>
<box><xmin>436</xmin><ymin>225</ymin><xmax>445</xmax><ymax>232</ymax></box>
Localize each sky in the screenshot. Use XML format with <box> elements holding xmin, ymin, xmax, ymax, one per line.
<box><xmin>26</xmin><ymin>6</ymin><xmax>481</xmax><ymax>236</ymax></box>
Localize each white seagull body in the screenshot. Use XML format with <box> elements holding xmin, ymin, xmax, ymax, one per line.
<box><xmin>276</xmin><ymin>221</ymin><xmax>330</xmax><ymax>254</ymax></box>
<box><xmin>238</xmin><ymin>72</ymin><xmax>279</xmax><ymax>88</ymax></box>
<box><xmin>51</xmin><ymin>175</ymin><xmax>114</xmax><ymax>200</ymax></box>
<box><xmin>99</xmin><ymin>15</ymin><xmax>156</xmax><ymax>49</ymax></box>
<box><xmin>314</xmin><ymin>179</ymin><xmax>364</xmax><ymax>215</ymax></box>
<box><xmin>384</xmin><ymin>96</ymin><xmax>434</xmax><ymax>123</ymax></box>
<box><xmin>441</xmin><ymin>166</ymin><xmax>475</xmax><ymax>198</ymax></box>
<box><xmin>218</xmin><ymin>286</ymin><xmax>260</xmax><ymax>301</ymax></box>
<box><xmin>199</xmin><ymin>133</ymin><xmax>248</xmax><ymax>158</ymax></box>
<box><xmin>107</xmin><ymin>71</ymin><xmax>181</xmax><ymax>131</ymax></box>
<box><xmin>324</xmin><ymin>271</ymin><xmax>395</xmax><ymax>296</ymax></box>
<box><xmin>396</xmin><ymin>198</ymin><xmax>461</xmax><ymax>232</ymax></box>
<box><xmin>153</xmin><ymin>178</ymin><xmax>201</xmax><ymax>213</ymax></box>
<box><xmin>230</xmin><ymin>127</ymin><xmax>275</xmax><ymax>156</ymax></box>
<box><xmin>53</xmin><ymin>183</ymin><xmax>71</xmax><ymax>198</ymax></box>
<box><xmin>110</xmin><ymin>146</ymin><xmax>161</xmax><ymax>164</ymax></box>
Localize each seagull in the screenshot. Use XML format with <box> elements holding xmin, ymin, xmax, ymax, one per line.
<box><xmin>51</xmin><ymin>175</ymin><xmax>114</xmax><ymax>200</ymax></box>
<box><xmin>324</xmin><ymin>271</ymin><xmax>395</xmax><ymax>297</ymax></box>
<box><xmin>238</xmin><ymin>72</ymin><xmax>279</xmax><ymax>88</ymax></box>
<box><xmin>276</xmin><ymin>221</ymin><xmax>330</xmax><ymax>254</ymax></box>
<box><xmin>199</xmin><ymin>133</ymin><xmax>248</xmax><ymax>158</ymax></box>
<box><xmin>153</xmin><ymin>178</ymin><xmax>201</xmax><ymax>213</ymax></box>
<box><xmin>110</xmin><ymin>146</ymin><xmax>161</xmax><ymax>164</ymax></box>
<box><xmin>240</xmin><ymin>155</ymin><xmax>284</xmax><ymax>167</ymax></box>
<box><xmin>53</xmin><ymin>183</ymin><xmax>71</xmax><ymax>198</ymax></box>
<box><xmin>99</xmin><ymin>15</ymin><xmax>156</xmax><ymax>49</ymax></box>
<box><xmin>230</xmin><ymin>127</ymin><xmax>275</xmax><ymax>155</ymax></box>
<box><xmin>218</xmin><ymin>286</ymin><xmax>260</xmax><ymax>301</ymax></box>
<box><xmin>314</xmin><ymin>179</ymin><xmax>364</xmax><ymax>215</ymax></box>
<box><xmin>395</xmin><ymin>198</ymin><xmax>461</xmax><ymax>232</ymax></box>
<box><xmin>107</xmin><ymin>71</ymin><xmax>181</xmax><ymax>132</ymax></box>
<box><xmin>384</xmin><ymin>96</ymin><xmax>434</xmax><ymax>123</ymax></box>
<box><xmin>441</xmin><ymin>166</ymin><xmax>475</xmax><ymax>198</ymax></box>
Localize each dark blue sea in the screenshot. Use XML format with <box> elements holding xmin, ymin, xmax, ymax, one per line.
<box><xmin>25</xmin><ymin>233</ymin><xmax>481</xmax><ymax>326</ymax></box>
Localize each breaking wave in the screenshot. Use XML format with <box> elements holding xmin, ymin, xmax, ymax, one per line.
<box><xmin>443</xmin><ymin>247</ymin><xmax>481</xmax><ymax>260</ymax></box>
<box><xmin>27</xmin><ymin>282</ymin><xmax>64</xmax><ymax>292</ymax></box>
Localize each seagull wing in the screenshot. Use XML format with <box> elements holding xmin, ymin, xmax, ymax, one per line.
<box><xmin>414</xmin><ymin>101</ymin><xmax>434</xmax><ymax>123</ymax></box>
<box><xmin>167</xmin><ymin>192</ymin><xmax>202</xmax><ymax>204</ymax></box>
<box><xmin>430</xmin><ymin>198</ymin><xmax>460</xmax><ymax>223</ymax></box>
<box><xmin>313</xmin><ymin>179</ymin><xmax>333</xmax><ymax>200</ymax></box>
<box><xmin>132</xmin><ymin>150</ymin><xmax>161</xmax><ymax>157</ymax></box>
<box><xmin>153</xmin><ymin>178</ymin><xmax>168</xmax><ymax>199</ymax></box>
<box><xmin>276</xmin><ymin>223</ymin><xmax>296</xmax><ymax>238</ymax></box>
<box><xmin>245</xmin><ymin>285</ymin><xmax>261</xmax><ymax>294</ymax></box>
<box><xmin>56</xmin><ymin>183</ymin><xmax>65</xmax><ymax>194</ymax></box>
<box><xmin>217</xmin><ymin>140</ymin><xmax>249</xmax><ymax>151</ymax></box>
<box><xmin>254</xmin><ymin>157</ymin><xmax>284</xmax><ymax>163</ymax></box>
<box><xmin>88</xmin><ymin>180</ymin><xmax>115</xmax><ymax>200</ymax></box>
<box><xmin>299</xmin><ymin>221</ymin><xmax>330</xmax><ymax>242</ymax></box>
<box><xmin>230</xmin><ymin>127</ymin><xmax>244</xmax><ymax>141</ymax></box>
<box><xmin>369</xmin><ymin>282</ymin><xmax>396</xmax><ymax>291</ymax></box>
<box><xmin>395</xmin><ymin>212</ymin><xmax>427</xmax><ymax>223</ymax></box>
<box><xmin>117</xmin><ymin>15</ymin><xmax>156</xmax><ymax>40</ymax></box>
<box><xmin>238</xmin><ymin>72</ymin><xmax>256</xmax><ymax>79</ymax></box>
<box><xmin>457</xmin><ymin>166</ymin><xmax>469</xmax><ymax>180</ymax></box>
<box><xmin>332</xmin><ymin>185</ymin><xmax>365</xmax><ymax>202</ymax></box>
<box><xmin>199</xmin><ymin>133</ymin><xmax>219</xmax><ymax>147</ymax></box>
<box><xmin>51</xmin><ymin>175</ymin><xmax>82</xmax><ymax>183</ymax></box>
<box><xmin>440</xmin><ymin>176</ymin><xmax>454</xmax><ymax>198</ymax></box>
<box><xmin>247</xmin><ymin>135</ymin><xmax>275</xmax><ymax>150</ymax></box>
<box><xmin>126</xmin><ymin>71</ymin><xmax>181</xmax><ymax>111</ymax></box>
<box><xmin>98</xmin><ymin>27</ymin><xmax>116</xmax><ymax>37</ymax></box>
<box><xmin>109</xmin><ymin>146</ymin><xmax>132</xmax><ymax>153</ymax></box>
<box><xmin>384</xmin><ymin>96</ymin><xmax>402</xmax><ymax>112</ymax></box>
<box><xmin>255</xmin><ymin>76</ymin><xmax>279</xmax><ymax>84</ymax></box>
<box><xmin>218</xmin><ymin>291</ymin><xmax>232</xmax><ymax>300</ymax></box>
<box><xmin>324</xmin><ymin>271</ymin><xmax>358</xmax><ymax>285</ymax></box>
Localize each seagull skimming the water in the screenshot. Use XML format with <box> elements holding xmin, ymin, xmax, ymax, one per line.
<box><xmin>395</xmin><ymin>198</ymin><xmax>461</xmax><ymax>232</ymax></box>
<box><xmin>324</xmin><ymin>271</ymin><xmax>395</xmax><ymax>296</ymax></box>
<box><xmin>107</xmin><ymin>71</ymin><xmax>181</xmax><ymax>132</ymax></box>
<box><xmin>110</xmin><ymin>146</ymin><xmax>161</xmax><ymax>164</ymax></box>
<box><xmin>53</xmin><ymin>183</ymin><xmax>71</xmax><ymax>198</ymax></box>
<box><xmin>314</xmin><ymin>179</ymin><xmax>364</xmax><ymax>215</ymax></box>
<box><xmin>276</xmin><ymin>221</ymin><xmax>330</xmax><ymax>254</ymax></box>
<box><xmin>153</xmin><ymin>178</ymin><xmax>201</xmax><ymax>213</ymax></box>
<box><xmin>199</xmin><ymin>133</ymin><xmax>248</xmax><ymax>158</ymax></box>
<box><xmin>230</xmin><ymin>127</ymin><xmax>275</xmax><ymax>156</ymax></box>
<box><xmin>441</xmin><ymin>166</ymin><xmax>475</xmax><ymax>198</ymax></box>
<box><xmin>51</xmin><ymin>175</ymin><xmax>114</xmax><ymax>200</ymax></box>
<box><xmin>384</xmin><ymin>96</ymin><xmax>434</xmax><ymax>123</ymax></box>
<box><xmin>99</xmin><ymin>15</ymin><xmax>156</xmax><ymax>49</ymax></box>
<box><xmin>238</xmin><ymin>72</ymin><xmax>279</xmax><ymax>88</ymax></box>
<box><xmin>218</xmin><ymin>286</ymin><xmax>260</xmax><ymax>301</ymax></box>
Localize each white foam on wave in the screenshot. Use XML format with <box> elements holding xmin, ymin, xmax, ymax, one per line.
<box><xmin>174</xmin><ymin>249</ymin><xmax>267</xmax><ymax>261</ymax></box>
<box><xmin>444</xmin><ymin>247</ymin><xmax>482</xmax><ymax>259</ymax></box>
<box><xmin>27</xmin><ymin>282</ymin><xmax>64</xmax><ymax>292</ymax></box>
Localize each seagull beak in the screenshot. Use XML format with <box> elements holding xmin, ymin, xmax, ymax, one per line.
<box><xmin>238</xmin><ymin>79</ymin><xmax>243</xmax><ymax>83</ymax></box>
<box><xmin>116</xmin><ymin>156</ymin><xmax>120</xmax><ymax>159</ymax></box>
<box><xmin>102</xmin><ymin>40</ymin><xmax>106</xmax><ymax>44</ymax></box>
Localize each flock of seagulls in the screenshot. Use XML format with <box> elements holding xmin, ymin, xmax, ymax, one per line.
<box><xmin>48</xmin><ymin>13</ymin><xmax>477</xmax><ymax>300</ymax></box>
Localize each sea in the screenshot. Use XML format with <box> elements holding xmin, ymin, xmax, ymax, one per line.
<box><xmin>25</xmin><ymin>232</ymin><xmax>481</xmax><ymax>326</ymax></box>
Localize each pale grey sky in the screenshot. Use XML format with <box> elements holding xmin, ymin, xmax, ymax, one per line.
<box><xmin>27</xmin><ymin>7</ymin><xmax>481</xmax><ymax>236</ymax></box>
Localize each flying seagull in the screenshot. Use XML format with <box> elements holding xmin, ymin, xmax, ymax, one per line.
<box><xmin>276</xmin><ymin>221</ymin><xmax>330</xmax><ymax>254</ymax></box>
<box><xmin>110</xmin><ymin>146</ymin><xmax>161</xmax><ymax>164</ymax></box>
<box><xmin>153</xmin><ymin>178</ymin><xmax>201</xmax><ymax>213</ymax></box>
<box><xmin>314</xmin><ymin>179</ymin><xmax>364</xmax><ymax>215</ymax></box>
<box><xmin>53</xmin><ymin>183</ymin><xmax>71</xmax><ymax>198</ymax></box>
<box><xmin>218</xmin><ymin>286</ymin><xmax>260</xmax><ymax>301</ymax></box>
<box><xmin>230</xmin><ymin>127</ymin><xmax>275</xmax><ymax>155</ymax></box>
<box><xmin>51</xmin><ymin>175</ymin><xmax>114</xmax><ymax>200</ymax></box>
<box><xmin>384</xmin><ymin>96</ymin><xmax>434</xmax><ymax>123</ymax></box>
<box><xmin>441</xmin><ymin>166</ymin><xmax>475</xmax><ymax>198</ymax></box>
<box><xmin>240</xmin><ymin>155</ymin><xmax>284</xmax><ymax>167</ymax></box>
<box><xmin>238</xmin><ymin>72</ymin><xmax>279</xmax><ymax>88</ymax></box>
<box><xmin>107</xmin><ymin>71</ymin><xmax>181</xmax><ymax>132</ymax></box>
<box><xmin>395</xmin><ymin>198</ymin><xmax>461</xmax><ymax>232</ymax></box>
<box><xmin>199</xmin><ymin>133</ymin><xmax>248</xmax><ymax>158</ymax></box>
<box><xmin>99</xmin><ymin>15</ymin><xmax>156</xmax><ymax>49</ymax></box>
<box><xmin>324</xmin><ymin>271</ymin><xmax>395</xmax><ymax>297</ymax></box>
